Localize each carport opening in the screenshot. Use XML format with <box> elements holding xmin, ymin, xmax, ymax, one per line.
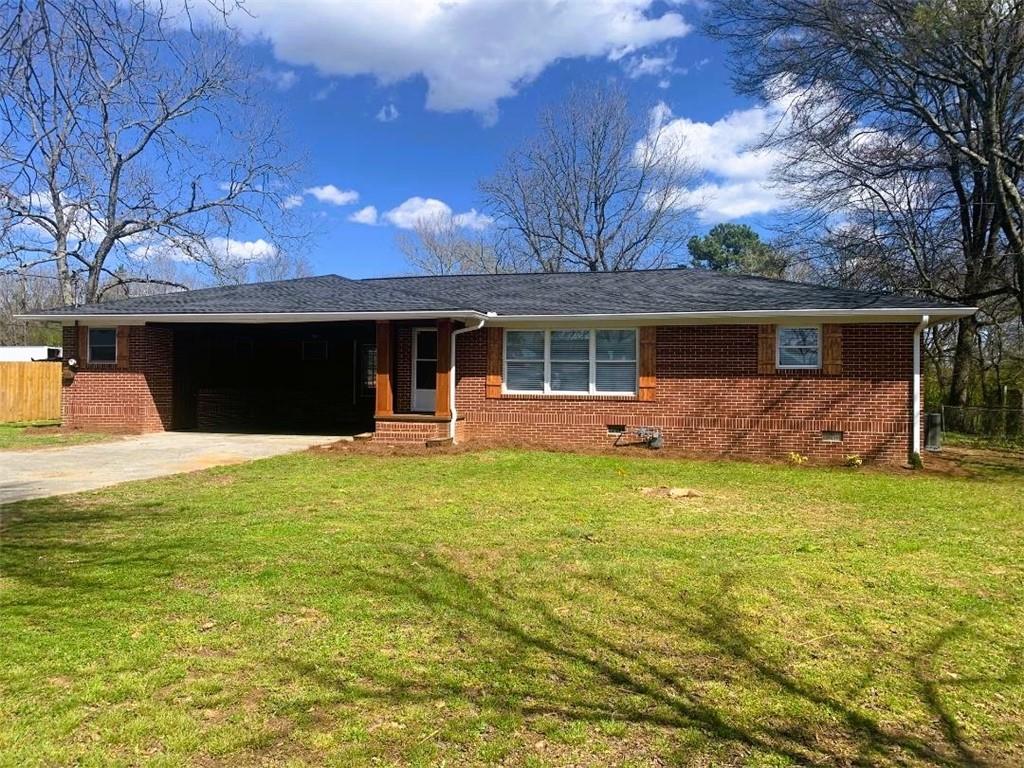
<box><xmin>169</xmin><ymin>321</ymin><xmax>376</xmax><ymax>434</ymax></box>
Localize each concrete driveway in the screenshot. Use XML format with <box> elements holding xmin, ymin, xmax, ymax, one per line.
<box><xmin>0</xmin><ymin>432</ymin><xmax>342</xmax><ymax>505</ymax></box>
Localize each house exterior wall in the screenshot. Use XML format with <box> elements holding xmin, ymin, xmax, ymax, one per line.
<box><xmin>61</xmin><ymin>325</ymin><xmax>173</xmax><ymax>431</ymax></box>
<box><xmin>58</xmin><ymin>320</ymin><xmax>917</xmax><ymax>463</ymax></box>
<box><xmin>453</xmin><ymin>323</ymin><xmax>916</xmax><ymax>463</ymax></box>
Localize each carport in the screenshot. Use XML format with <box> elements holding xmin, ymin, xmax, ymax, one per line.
<box><xmin>168</xmin><ymin>321</ymin><xmax>377</xmax><ymax>433</ymax></box>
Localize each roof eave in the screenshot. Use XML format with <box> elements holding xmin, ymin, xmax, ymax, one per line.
<box><xmin>14</xmin><ymin>309</ymin><xmax>487</xmax><ymax>324</ymax></box>
<box><xmin>488</xmin><ymin>307</ymin><xmax>977</xmax><ymax>323</ymax></box>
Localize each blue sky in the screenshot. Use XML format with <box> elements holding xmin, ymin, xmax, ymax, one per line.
<box><xmin>229</xmin><ymin>1</ymin><xmax>782</xmax><ymax>279</ymax></box>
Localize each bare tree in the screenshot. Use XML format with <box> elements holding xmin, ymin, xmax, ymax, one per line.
<box><xmin>480</xmin><ymin>85</ymin><xmax>698</xmax><ymax>272</ymax></box>
<box><xmin>708</xmin><ymin>0</ymin><xmax>1024</xmax><ymax>314</ymax></box>
<box><xmin>0</xmin><ymin>0</ymin><xmax>302</xmax><ymax>306</ymax></box>
<box><xmin>0</xmin><ymin>270</ymin><xmax>62</xmax><ymax>344</ymax></box>
<box><xmin>707</xmin><ymin>0</ymin><xmax>1024</xmax><ymax>405</ymax></box>
<box><xmin>396</xmin><ymin>213</ymin><xmax>519</xmax><ymax>275</ymax></box>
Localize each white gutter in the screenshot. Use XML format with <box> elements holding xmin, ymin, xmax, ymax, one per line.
<box><xmin>15</xmin><ymin>306</ymin><xmax>976</xmax><ymax>325</ymax></box>
<box><xmin>14</xmin><ymin>309</ymin><xmax>487</xmax><ymax>324</ymax></box>
<box><xmin>912</xmin><ymin>314</ymin><xmax>930</xmax><ymax>458</ymax></box>
<box><xmin>491</xmin><ymin>307</ymin><xmax>977</xmax><ymax>323</ymax></box>
<box><xmin>449</xmin><ymin>318</ymin><xmax>486</xmax><ymax>442</ymax></box>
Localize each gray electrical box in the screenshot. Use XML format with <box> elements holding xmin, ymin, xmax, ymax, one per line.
<box><xmin>925</xmin><ymin>412</ymin><xmax>942</xmax><ymax>451</ymax></box>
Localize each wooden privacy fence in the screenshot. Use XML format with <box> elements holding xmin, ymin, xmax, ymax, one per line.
<box><xmin>0</xmin><ymin>362</ymin><xmax>62</xmax><ymax>422</ymax></box>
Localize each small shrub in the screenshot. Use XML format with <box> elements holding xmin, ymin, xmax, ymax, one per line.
<box><xmin>788</xmin><ymin>451</ymin><xmax>809</xmax><ymax>466</ymax></box>
<box><xmin>844</xmin><ymin>454</ymin><xmax>863</xmax><ymax>468</ymax></box>
<box><xmin>909</xmin><ymin>451</ymin><xmax>924</xmax><ymax>470</ymax></box>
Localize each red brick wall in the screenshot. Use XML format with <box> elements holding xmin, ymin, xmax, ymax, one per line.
<box><xmin>452</xmin><ymin>323</ymin><xmax>916</xmax><ymax>463</ymax></box>
<box><xmin>61</xmin><ymin>325</ymin><xmax>173</xmax><ymax>431</ymax></box>
<box><xmin>373</xmin><ymin>418</ymin><xmax>450</xmax><ymax>443</ymax></box>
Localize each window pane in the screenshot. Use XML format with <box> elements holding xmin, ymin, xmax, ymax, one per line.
<box><xmin>778</xmin><ymin>347</ymin><xmax>819</xmax><ymax>367</ymax></box>
<box><xmin>89</xmin><ymin>328</ymin><xmax>116</xmax><ymax>362</ymax></box>
<box><xmin>506</xmin><ymin>361</ymin><xmax>544</xmax><ymax>391</ymax></box>
<box><xmin>550</xmin><ymin>330</ymin><xmax>589</xmax><ymax>360</ymax></box>
<box><xmin>550</xmin><ymin>361</ymin><xmax>589</xmax><ymax>392</ymax></box>
<box><xmin>416</xmin><ymin>331</ymin><xmax>437</xmax><ymax>360</ymax></box>
<box><xmin>415</xmin><ymin>360</ymin><xmax>437</xmax><ymax>388</ymax></box>
<box><xmin>360</xmin><ymin>346</ymin><xmax>376</xmax><ymax>392</ymax></box>
<box><xmin>779</xmin><ymin>327</ymin><xmax>818</xmax><ymax>348</ymax></box>
<box><xmin>596</xmin><ymin>330</ymin><xmax>635</xmax><ymax>361</ymax></box>
<box><xmin>506</xmin><ymin>331</ymin><xmax>544</xmax><ymax>360</ymax></box>
<box><xmin>596</xmin><ymin>361</ymin><xmax>636</xmax><ymax>392</ymax></box>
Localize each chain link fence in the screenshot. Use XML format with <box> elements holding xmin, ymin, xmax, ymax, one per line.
<box><xmin>941</xmin><ymin>405</ymin><xmax>1024</xmax><ymax>442</ymax></box>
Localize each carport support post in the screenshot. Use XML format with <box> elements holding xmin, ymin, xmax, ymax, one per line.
<box><xmin>374</xmin><ymin>320</ymin><xmax>393</xmax><ymax>417</ymax></box>
<box><xmin>434</xmin><ymin>319</ymin><xmax>452</xmax><ymax>418</ymax></box>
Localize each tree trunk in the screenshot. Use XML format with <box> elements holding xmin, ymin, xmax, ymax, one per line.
<box><xmin>947</xmin><ymin>318</ymin><xmax>975</xmax><ymax>406</ymax></box>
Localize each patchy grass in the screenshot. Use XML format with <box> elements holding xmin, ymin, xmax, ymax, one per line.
<box><xmin>1</xmin><ymin>448</ymin><xmax>1022</xmax><ymax>767</ymax></box>
<box><xmin>944</xmin><ymin>431</ymin><xmax>1024</xmax><ymax>452</ymax></box>
<box><xmin>0</xmin><ymin>420</ymin><xmax>114</xmax><ymax>450</ymax></box>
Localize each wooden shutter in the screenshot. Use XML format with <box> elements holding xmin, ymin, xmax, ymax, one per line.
<box><xmin>822</xmin><ymin>324</ymin><xmax>842</xmax><ymax>375</ymax></box>
<box><xmin>77</xmin><ymin>324</ymin><xmax>88</xmax><ymax>363</ymax></box>
<box><xmin>637</xmin><ymin>326</ymin><xmax>656</xmax><ymax>401</ymax></box>
<box><xmin>486</xmin><ymin>326</ymin><xmax>503</xmax><ymax>398</ymax></box>
<box><xmin>116</xmin><ymin>326</ymin><xmax>130</xmax><ymax>369</ymax></box>
<box><xmin>757</xmin><ymin>324</ymin><xmax>776</xmax><ymax>374</ymax></box>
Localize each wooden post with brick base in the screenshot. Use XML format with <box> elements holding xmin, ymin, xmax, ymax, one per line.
<box><xmin>374</xmin><ymin>320</ymin><xmax>393</xmax><ymax>418</ymax></box>
<box><xmin>434</xmin><ymin>320</ymin><xmax>452</xmax><ymax>418</ymax></box>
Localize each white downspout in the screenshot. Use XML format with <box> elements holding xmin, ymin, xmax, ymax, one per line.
<box><xmin>449</xmin><ymin>317</ymin><xmax>486</xmax><ymax>442</ymax></box>
<box><xmin>912</xmin><ymin>314</ymin><xmax>929</xmax><ymax>458</ymax></box>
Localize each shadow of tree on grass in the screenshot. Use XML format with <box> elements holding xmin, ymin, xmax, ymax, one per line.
<box><xmin>279</xmin><ymin>554</ymin><xmax>1007</xmax><ymax>766</ymax></box>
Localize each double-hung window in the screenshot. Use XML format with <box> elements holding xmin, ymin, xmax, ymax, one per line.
<box><xmin>777</xmin><ymin>326</ymin><xmax>821</xmax><ymax>369</ymax></box>
<box><xmin>88</xmin><ymin>328</ymin><xmax>117</xmax><ymax>364</ymax></box>
<box><xmin>504</xmin><ymin>329</ymin><xmax>637</xmax><ymax>395</ymax></box>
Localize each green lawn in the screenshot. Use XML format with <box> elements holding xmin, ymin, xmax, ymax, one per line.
<box><xmin>2</xmin><ymin>448</ymin><xmax>1022</xmax><ymax>767</ymax></box>
<box><xmin>0</xmin><ymin>420</ymin><xmax>113</xmax><ymax>450</ymax></box>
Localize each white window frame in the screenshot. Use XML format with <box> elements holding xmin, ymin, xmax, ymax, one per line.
<box><xmin>776</xmin><ymin>325</ymin><xmax>821</xmax><ymax>370</ymax></box>
<box><xmin>503</xmin><ymin>329</ymin><xmax>638</xmax><ymax>396</ymax></box>
<box><xmin>87</xmin><ymin>327</ymin><xmax>117</xmax><ymax>365</ymax></box>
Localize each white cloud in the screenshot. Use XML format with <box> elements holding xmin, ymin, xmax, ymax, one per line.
<box><xmin>348</xmin><ymin>205</ymin><xmax>379</xmax><ymax>225</ymax></box>
<box><xmin>623</xmin><ymin>51</ymin><xmax>675</xmax><ymax>79</ymax></box>
<box><xmin>191</xmin><ymin>0</ymin><xmax>690</xmax><ymax>117</ymax></box>
<box><xmin>304</xmin><ymin>184</ymin><xmax>360</xmax><ymax>206</ymax></box>
<box><xmin>262</xmin><ymin>68</ymin><xmax>299</xmax><ymax>91</ymax></box>
<box><xmin>383</xmin><ymin>197</ymin><xmax>452</xmax><ymax>228</ymax></box>
<box><xmin>209</xmin><ymin>237</ymin><xmax>279</xmax><ymax>261</ymax></box>
<box><xmin>130</xmin><ymin>237</ymin><xmax>278</xmax><ymax>263</ymax></box>
<box><xmin>382</xmin><ymin>196</ymin><xmax>493</xmax><ymax>230</ymax></box>
<box><xmin>282</xmin><ymin>194</ymin><xmax>304</xmax><ymax>209</ymax></box>
<box><xmin>313</xmin><ymin>81</ymin><xmax>337</xmax><ymax>101</ymax></box>
<box><xmin>452</xmin><ymin>208</ymin><xmax>494</xmax><ymax>231</ymax></box>
<box><xmin>645</xmin><ymin>99</ymin><xmax>788</xmax><ymax>223</ymax></box>
<box><xmin>376</xmin><ymin>103</ymin><xmax>400</xmax><ymax>122</ymax></box>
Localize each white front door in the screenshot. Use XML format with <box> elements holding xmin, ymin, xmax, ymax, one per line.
<box><xmin>412</xmin><ymin>329</ymin><xmax>437</xmax><ymax>412</ymax></box>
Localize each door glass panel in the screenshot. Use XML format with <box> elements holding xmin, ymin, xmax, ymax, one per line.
<box><xmin>415</xmin><ymin>360</ymin><xmax>437</xmax><ymax>387</ymax></box>
<box><xmin>417</xmin><ymin>331</ymin><xmax>437</xmax><ymax>360</ymax></box>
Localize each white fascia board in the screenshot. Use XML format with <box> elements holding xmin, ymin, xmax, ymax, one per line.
<box><xmin>16</xmin><ymin>309</ymin><xmax>487</xmax><ymax>325</ymax></box>
<box><xmin>489</xmin><ymin>307</ymin><xmax>977</xmax><ymax>326</ymax></box>
<box><xmin>17</xmin><ymin>306</ymin><xmax>976</xmax><ymax>326</ymax></box>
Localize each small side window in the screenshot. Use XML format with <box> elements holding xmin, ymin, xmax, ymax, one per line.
<box><xmin>88</xmin><ymin>328</ymin><xmax>117</xmax><ymax>364</ymax></box>
<box><xmin>777</xmin><ymin>327</ymin><xmax>820</xmax><ymax>369</ymax></box>
<box><xmin>359</xmin><ymin>344</ymin><xmax>377</xmax><ymax>396</ymax></box>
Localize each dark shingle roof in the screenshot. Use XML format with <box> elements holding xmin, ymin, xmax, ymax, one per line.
<box><xmin>44</xmin><ymin>274</ymin><xmax>466</xmax><ymax>315</ymax></box>
<box><xmin>362</xmin><ymin>269</ymin><xmax>956</xmax><ymax>315</ymax></box>
<box><xmin>27</xmin><ymin>268</ymin><xmax>971</xmax><ymax>318</ymax></box>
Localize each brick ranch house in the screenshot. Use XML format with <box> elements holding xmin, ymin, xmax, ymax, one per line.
<box><xmin>21</xmin><ymin>269</ymin><xmax>974</xmax><ymax>463</ymax></box>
